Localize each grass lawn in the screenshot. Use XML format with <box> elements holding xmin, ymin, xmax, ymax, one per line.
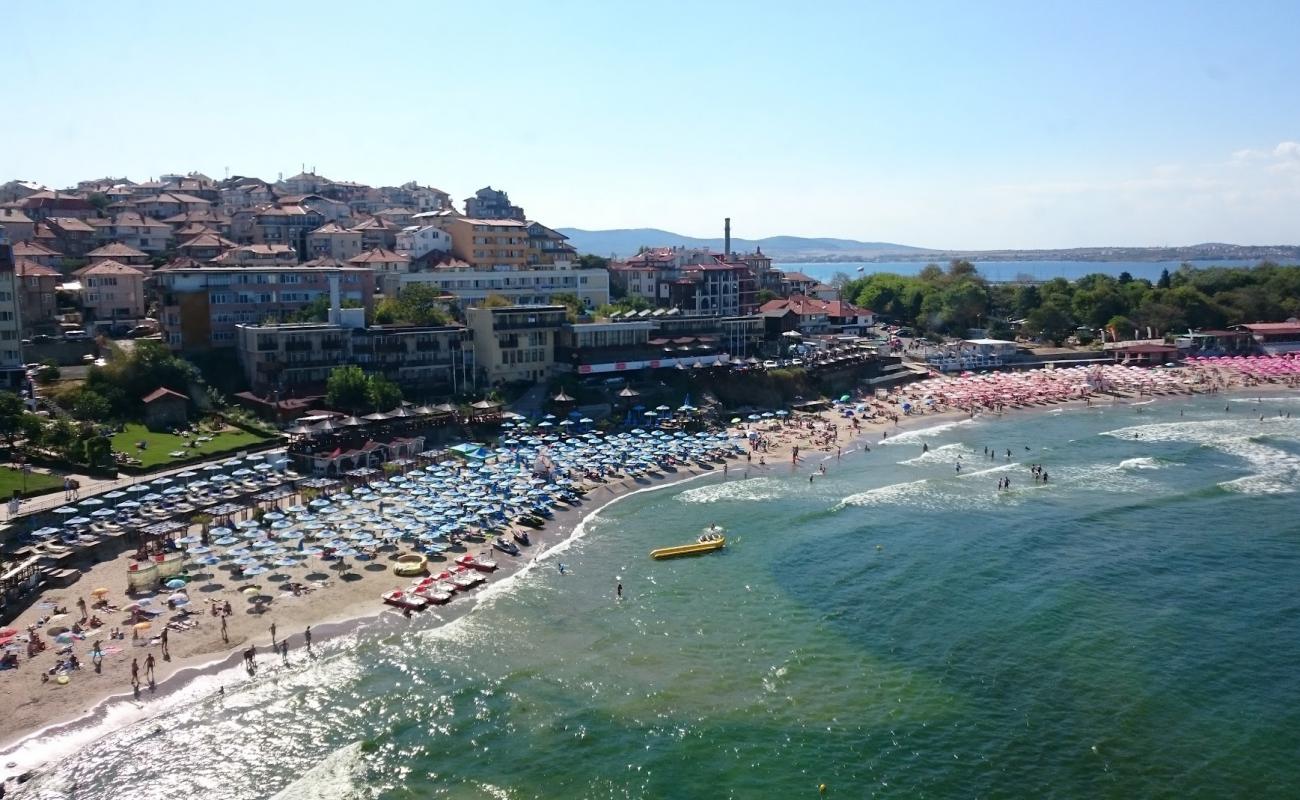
<box><xmin>111</xmin><ymin>423</ymin><xmax>272</xmax><ymax>469</ymax></box>
<box><xmin>0</xmin><ymin>466</ymin><xmax>64</xmax><ymax>498</ymax></box>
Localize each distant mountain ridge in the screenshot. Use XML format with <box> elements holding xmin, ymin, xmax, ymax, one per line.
<box><xmin>557</xmin><ymin>228</ymin><xmax>1300</xmax><ymax>264</ymax></box>
<box><xmin>556</xmin><ymin>228</ymin><xmax>930</xmax><ymax>260</ymax></box>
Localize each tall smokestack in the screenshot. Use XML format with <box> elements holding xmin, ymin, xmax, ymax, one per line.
<box><xmin>724</xmin><ymin>218</ymin><xmax>731</xmax><ymax>259</ymax></box>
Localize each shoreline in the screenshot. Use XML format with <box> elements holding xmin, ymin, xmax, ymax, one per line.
<box><xmin>0</xmin><ymin>449</ymin><xmax>761</xmax><ymax>776</ymax></box>
<box><xmin>4</xmin><ymin>382</ymin><xmax>1294</xmax><ymax>780</ymax></box>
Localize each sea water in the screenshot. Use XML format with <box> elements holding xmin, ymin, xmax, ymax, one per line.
<box><xmin>16</xmin><ymin>396</ymin><xmax>1300</xmax><ymax>799</ymax></box>
<box><xmin>778</xmin><ymin>259</ymin><xmax>1262</xmax><ymax>284</ymax></box>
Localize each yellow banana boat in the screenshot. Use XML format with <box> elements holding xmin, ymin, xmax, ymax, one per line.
<box><xmin>650</xmin><ymin>529</ymin><xmax>726</xmax><ymax>559</ymax></box>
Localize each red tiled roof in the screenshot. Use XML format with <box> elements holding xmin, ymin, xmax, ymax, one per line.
<box><xmin>759</xmin><ymin>293</ymin><xmax>873</xmax><ymax>318</ymax></box>
<box><xmin>1239</xmin><ymin>322</ymin><xmax>1300</xmax><ymax>335</ymax></box>
<box><xmin>87</xmin><ymin>242</ymin><xmax>147</xmax><ymax>258</ymax></box>
<box><xmin>142</xmin><ymin>387</ymin><xmax>189</xmax><ymax>404</ymax></box>
<box><xmin>12</xmin><ymin>240</ymin><xmax>62</xmax><ymax>258</ymax></box>
<box><xmin>14</xmin><ymin>258</ymin><xmax>60</xmax><ymax>277</ymax></box>
<box><xmin>348</xmin><ymin>247</ymin><xmax>409</xmax><ymax>264</ymax></box>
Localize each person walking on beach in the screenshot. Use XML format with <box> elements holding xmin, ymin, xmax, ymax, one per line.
<box><xmin>131</xmin><ymin>657</ymin><xmax>140</xmax><ymax>687</ymax></box>
<box><xmin>160</xmin><ymin>627</ymin><xmax>169</xmax><ymax>659</ymax></box>
<box><xmin>280</xmin><ymin>639</ymin><xmax>289</xmax><ymax>665</ymax></box>
<box><xmin>144</xmin><ymin>652</ymin><xmax>155</xmax><ymax>683</ymax></box>
<box><xmin>270</xmin><ymin>622</ymin><xmax>277</xmax><ymax>646</ymax></box>
<box><xmin>220</xmin><ymin>614</ymin><xmax>228</xmax><ymax>643</ymax></box>
<box><xmin>244</xmin><ymin>645</ymin><xmax>257</xmax><ymax>675</ymax></box>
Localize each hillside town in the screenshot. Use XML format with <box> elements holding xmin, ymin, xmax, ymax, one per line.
<box><xmin>0</xmin><ymin>172</ymin><xmax>884</xmax><ymax>407</ymax></box>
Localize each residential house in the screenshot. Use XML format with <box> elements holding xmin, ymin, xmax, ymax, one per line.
<box><xmin>219</xmin><ymin>180</ymin><xmax>275</xmax><ymax>215</ymax></box>
<box><xmin>86</xmin><ymin>242</ymin><xmax>150</xmax><ymax>265</ymax></box>
<box><xmin>161</xmin><ymin>209</ymin><xmax>231</xmax><ymax>236</ymax></box>
<box><xmin>297</xmin><ymin>194</ymin><xmax>352</xmax><ymax>223</ymax></box>
<box><xmin>779</xmin><ymin>271</ymin><xmax>818</xmax><ymax>297</ymax></box>
<box><xmin>0</xmin><ymin>209</ymin><xmax>35</xmax><ymax>244</ymax></box>
<box><xmin>306</xmin><ymin>222</ymin><xmax>363</xmax><ymax>262</ymax></box>
<box><xmin>37</xmin><ymin>217</ymin><xmax>97</xmax><ymax>257</ymax></box>
<box><xmin>156</xmin><ymin>263</ymin><xmax>375</xmax><ymax>350</ymax></box>
<box><xmin>160</xmin><ymin>173</ymin><xmax>219</xmax><ymax>201</ymax></box>
<box><xmin>394</xmin><ymin>225</ymin><xmax>451</xmax><ymax>261</ymax></box>
<box><xmin>276</xmin><ymin>171</ymin><xmax>331</xmax><ymax>196</ymax></box>
<box><xmin>349</xmin><ymin>215</ymin><xmax>401</xmax><ymax>250</ymax></box>
<box><xmin>525</xmin><ymin>221</ymin><xmax>577</xmax><ymax>266</ymax></box>
<box><xmin>466</xmin><ymin>305</ymin><xmax>566</xmax><ymax>385</ymax></box>
<box><xmin>11</xmin><ymin>240</ymin><xmax>64</xmax><ymax>268</ymax></box>
<box><xmin>97</xmin><ymin>211</ymin><xmax>173</xmax><ymax>253</ymax></box>
<box><xmin>20</xmin><ymin>191</ymin><xmax>95</xmax><ymax>221</ymax></box>
<box><xmin>15</xmin><ymin>259</ymin><xmax>60</xmax><ymax>336</ymax></box>
<box><xmin>349</xmin><ymin>247</ymin><xmax>411</xmax><ymax>296</ymax></box>
<box><xmin>758</xmin><ymin>293</ymin><xmax>874</xmax><ymax>335</ymax></box>
<box><xmin>79</xmin><ymin>260</ymin><xmax>148</xmax><ymax>322</ymax></box>
<box><xmin>253</xmin><ymin>204</ymin><xmax>325</xmax><ymax>254</ymax></box>
<box><xmin>464</xmin><ymin>187</ymin><xmax>525</xmax><ymax>221</ymax></box>
<box><xmin>0</xmin><ymin>180</ymin><xmax>46</xmax><ymax>204</ymax></box>
<box><xmin>176</xmin><ymin>233</ymin><xmax>237</xmax><ymax>261</ymax></box>
<box><xmin>133</xmin><ymin>192</ymin><xmax>212</xmax><ymax>219</ymax></box>
<box><xmin>383</xmin><ymin>182</ymin><xmax>451</xmax><ymax>213</ymax></box>
<box><xmin>374</xmin><ymin>207</ymin><xmax>416</xmax><ymax>226</ymax></box>
<box><xmin>212</xmin><ymin>244</ymin><xmax>298</xmax><ymax>267</ymax></box>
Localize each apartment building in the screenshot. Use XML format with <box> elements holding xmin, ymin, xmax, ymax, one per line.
<box><xmin>525</xmin><ymin>221</ymin><xmax>577</xmax><ymax>266</ymax></box>
<box><xmin>15</xmin><ymin>259</ymin><xmax>59</xmax><ymax>335</ymax></box>
<box><xmin>466</xmin><ymin>305</ymin><xmax>566</xmax><ymax>385</ymax></box>
<box><xmin>253</xmin><ymin>205</ymin><xmax>325</xmax><ymax>253</ymax></box>
<box><xmin>156</xmin><ymin>264</ymin><xmax>374</xmax><ymax>350</ymax></box>
<box><xmin>400</xmin><ymin>261</ymin><xmax>609</xmax><ymax>308</ymax></box>
<box><xmin>463</xmin><ymin>186</ymin><xmax>524</xmax><ymax>221</ymax></box>
<box><xmin>443</xmin><ymin>217</ymin><xmax>528</xmax><ymax>268</ymax></box>
<box><xmin>394</xmin><ymin>225</ymin><xmax>452</xmax><ymax>260</ymax></box>
<box><xmin>0</xmin><ymin>239</ymin><xmax>24</xmax><ymax>382</ymax></box>
<box><xmin>235</xmin><ymin>322</ymin><xmax>474</xmax><ymax>395</ymax></box>
<box><xmin>306</xmin><ymin>222</ymin><xmax>363</xmax><ymax>261</ymax></box>
<box><xmin>80</xmin><ymin>260</ymin><xmax>148</xmax><ymax>321</ymax></box>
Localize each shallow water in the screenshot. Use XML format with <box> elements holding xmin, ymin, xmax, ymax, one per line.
<box><xmin>18</xmin><ymin>396</ymin><xmax>1300</xmax><ymax>798</ymax></box>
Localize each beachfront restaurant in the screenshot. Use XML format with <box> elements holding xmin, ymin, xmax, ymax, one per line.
<box><xmin>1233</xmin><ymin>321</ymin><xmax>1300</xmax><ymax>355</ymax></box>
<box><xmin>927</xmin><ymin>339</ymin><xmax>1018</xmax><ymax>372</ymax></box>
<box><xmin>1111</xmin><ymin>343</ymin><xmax>1180</xmax><ymax>365</ymax></box>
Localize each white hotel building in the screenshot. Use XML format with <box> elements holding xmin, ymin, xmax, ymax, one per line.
<box><xmin>398</xmin><ymin>262</ymin><xmax>609</xmax><ymax>309</ymax></box>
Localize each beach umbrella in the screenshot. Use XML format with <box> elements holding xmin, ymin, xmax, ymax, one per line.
<box><xmin>78</xmin><ymin>497</ymin><xmax>104</xmax><ymax>507</ymax></box>
<box><xmin>165</xmin><ymin>578</ymin><xmax>188</xmax><ymax>589</ymax></box>
<box><xmin>53</xmin><ymin>506</ymin><xmax>78</xmax><ymax>515</ymax></box>
<box><xmin>127</xmin><ymin>484</ymin><xmax>151</xmax><ymax>493</ymax></box>
<box><xmin>168</xmin><ymin>593</ymin><xmax>189</xmax><ymax>606</ymax></box>
<box><xmin>134</xmin><ymin>622</ymin><xmax>151</xmax><ymax>632</ymax></box>
<box><xmin>91</xmin><ymin>587</ymin><xmax>109</xmax><ymax>597</ymax></box>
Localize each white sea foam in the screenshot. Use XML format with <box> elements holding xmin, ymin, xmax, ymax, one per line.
<box><xmin>1117</xmin><ymin>456</ymin><xmax>1166</xmax><ymax>471</ymax></box>
<box><xmin>897</xmin><ymin>442</ymin><xmax>977</xmax><ymax>466</ymax></box>
<box><xmin>878</xmin><ymin>417</ymin><xmax>976</xmax><ymax>445</ymax></box>
<box><xmin>270</xmin><ymin>741</ymin><xmax>367</xmax><ymax>800</ymax></box>
<box><xmin>1103</xmin><ymin>418</ymin><xmax>1300</xmax><ymax>495</ymax></box>
<box><xmin>678</xmin><ymin>476</ymin><xmax>789</xmax><ymax>504</ymax></box>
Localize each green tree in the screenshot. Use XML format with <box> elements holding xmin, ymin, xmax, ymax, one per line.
<box><xmin>18</xmin><ymin>413</ymin><xmax>45</xmax><ymax>446</ymax></box>
<box><xmin>550</xmin><ymin>292</ymin><xmax>585</xmax><ymax>322</ymax></box>
<box><xmin>482</xmin><ymin>294</ymin><xmax>512</xmax><ymax>308</ymax></box>
<box><xmin>367</xmin><ymin>374</ymin><xmax>403</xmax><ymax>412</ymax></box>
<box><xmin>1024</xmin><ymin>303</ymin><xmax>1075</xmax><ymax>345</ymax></box>
<box><xmin>82</xmin><ymin>435</ymin><xmax>112</xmax><ymax>467</ymax></box>
<box><xmin>46</xmin><ymin>418</ymin><xmax>76</xmax><ymax>453</ymax></box>
<box><xmin>1157</xmin><ymin>268</ymin><xmax>1172</xmax><ymax>289</ymax></box>
<box><xmin>71</xmin><ymin>389</ymin><xmax>112</xmax><ymax>421</ymax></box>
<box><xmin>576</xmin><ymin>254</ymin><xmax>610</xmax><ymax>270</ymax></box>
<box><xmin>325</xmin><ymin>365</ymin><xmax>371</xmax><ymax>414</ymax></box>
<box><xmin>756</xmin><ymin>288</ymin><xmax>778</xmax><ymax>304</ymax></box>
<box><xmin>0</xmin><ymin>391</ymin><xmax>24</xmax><ymax>447</ymax></box>
<box><xmin>381</xmin><ymin>283</ymin><xmax>451</xmax><ymax>326</ymax></box>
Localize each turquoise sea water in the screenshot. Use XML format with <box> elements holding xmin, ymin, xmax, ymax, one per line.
<box><xmin>19</xmin><ymin>395</ymin><xmax>1300</xmax><ymax>799</ymax></box>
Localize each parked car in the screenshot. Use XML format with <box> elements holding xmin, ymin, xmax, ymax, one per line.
<box><xmin>64</xmin><ymin>329</ymin><xmax>89</xmax><ymax>339</ymax></box>
<box><xmin>125</xmin><ymin>325</ymin><xmax>156</xmax><ymax>338</ymax></box>
<box><xmin>762</xmin><ymin>360</ymin><xmax>779</xmax><ymax>369</ymax></box>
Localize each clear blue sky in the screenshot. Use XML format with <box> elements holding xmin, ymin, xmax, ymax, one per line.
<box><xmin>4</xmin><ymin>0</ymin><xmax>1299</xmax><ymax>249</ymax></box>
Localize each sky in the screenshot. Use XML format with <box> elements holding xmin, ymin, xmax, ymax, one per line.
<box><xmin>3</xmin><ymin>0</ymin><xmax>1299</xmax><ymax>250</ymax></box>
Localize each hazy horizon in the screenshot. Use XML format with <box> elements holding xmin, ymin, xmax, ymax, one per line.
<box><xmin>4</xmin><ymin>1</ymin><xmax>1299</xmax><ymax>250</ymax></box>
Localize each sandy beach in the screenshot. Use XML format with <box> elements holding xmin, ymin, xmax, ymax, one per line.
<box><xmin>3</xmin><ymin>360</ymin><xmax>1293</xmax><ymax>781</ymax></box>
